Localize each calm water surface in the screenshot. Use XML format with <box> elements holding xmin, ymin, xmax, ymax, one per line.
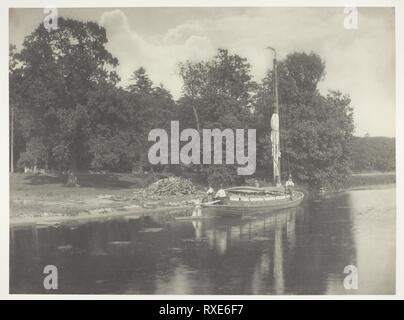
<box><xmin>10</xmin><ymin>187</ymin><xmax>395</xmax><ymax>294</ymax></box>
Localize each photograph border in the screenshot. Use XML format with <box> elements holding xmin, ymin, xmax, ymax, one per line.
<box><xmin>1</xmin><ymin>0</ymin><xmax>402</xmax><ymax>300</ymax></box>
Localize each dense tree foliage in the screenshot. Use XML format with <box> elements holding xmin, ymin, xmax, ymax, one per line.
<box><xmin>178</xmin><ymin>49</ymin><xmax>256</xmax><ymax>130</ymax></box>
<box><xmin>10</xmin><ymin>18</ymin><xmax>175</xmax><ymax>179</ymax></box>
<box><xmin>177</xmin><ymin>49</ymin><xmax>256</xmax><ymax>186</ymax></box>
<box><xmin>254</xmin><ymin>52</ymin><xmax>355</xmax><ymax>188</ymax></box>
<box><xmin>351</xmin><ymin>136</ymin><xmax>395</xmax><ymax>172</ymax></box>
<box><xmin>10</xmin><ymin>18</ymin><xmax>387</xmax><ymax>188</ymax></box>
<box><xmin>11</xmin><ymin>18</ymin><xmax>119</xmax><ymax>175</ymax></box>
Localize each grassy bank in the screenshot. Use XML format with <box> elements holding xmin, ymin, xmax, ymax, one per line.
<box><xmin>10</xmin><ymin>173</ymin><xmax>205</xmax><ymax>221</ymax></box>
<box><xmin>10</xmin><ymin>171</ymin><xmax>395</xmax><ymax>224</ymax></box>
<box><xmin>348</xmin><ymin>172</ymin><xmax>396</xmax><ymax>188</ymax></box>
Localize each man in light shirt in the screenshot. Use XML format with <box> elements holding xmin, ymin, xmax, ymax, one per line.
<box><xmin>285</xmin><ymin>176</ymin><xmax>295</xmax><ymax>187</ymax></box>
<box><xmin>285</xmin><ymin>175</ymin><xmax>295</xmax><ymax>198</ymax></box>
<box><xmin>206</xmin><ymin>186</ymin><xmax>214</xmax><ymax>202</ymax></box>
<box><xmin>214</xmin><ymin>185</ymin><xmax>228</xmax><ymax>204</ymax></box>
<box><xmin>215</xmin><ymin>189</ymin><xmax>226</xmax><ymax>198</ymax></box>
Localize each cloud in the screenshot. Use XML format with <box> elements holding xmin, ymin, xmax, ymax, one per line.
<box><xmin>99</xmin><ymin>9</ymin><xmax>215</xmax><ymax>97</ymax></box>
<box><xmin>163</xmin><ymin>22</ymin><xmax>204</xmax><ymax>44</ymax></box>
<box><xmin>97</xmin><ymin>8</ymin><xmax>395</xmax><ymax>136</ymax></box>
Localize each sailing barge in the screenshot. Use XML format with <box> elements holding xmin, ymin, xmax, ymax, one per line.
<box><xmin>202</xmin><ymin>186</ymin><xmax>304</xmax><ymax>216</ymax></box>
<box><xmin>201</xmin><ymin>47</ymin><xmax>304</xmax><ymax>217</ymax></box>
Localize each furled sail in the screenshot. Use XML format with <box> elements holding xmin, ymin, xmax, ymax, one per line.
<box><xmin>271</xmin><ymin>113</ymin><xmax>281</xmax><ymax>185</ymax></box>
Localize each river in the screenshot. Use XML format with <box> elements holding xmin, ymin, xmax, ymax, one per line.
<box><xmin>10</xmin><ymin>187</ymin><xmax>395</xmax><ymax>294</ymax></box>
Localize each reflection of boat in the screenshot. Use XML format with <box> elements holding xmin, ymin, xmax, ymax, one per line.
<box><xmin>202</xmin><ymin>186</ymin><xmax>304</xmax><ymax>215</ymax></box>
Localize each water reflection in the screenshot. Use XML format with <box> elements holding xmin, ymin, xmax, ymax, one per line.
<box><xmin>10</xmin><ymin>188</ymin><xmax>395</xmax><ymax>294</ymax></box>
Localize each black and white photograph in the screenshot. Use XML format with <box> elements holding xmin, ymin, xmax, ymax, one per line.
<box><xmin>7</xmin><ymin>4</ymin><xmax>397</xmax><ymax>296</ymax></box>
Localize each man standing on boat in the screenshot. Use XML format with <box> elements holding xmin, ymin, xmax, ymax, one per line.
<box><xmin>206</xmin><ymin>185</ymin><xmax>214</xmax><ymax>202</ymax></box>
<box><xmin>285</xmin><ymin>175</ymin><xmax>295</xmax><ymax>199</ymax></box>
<box><xmin>215</xmin><ymin>185</ymin><xmax>228</xmax><ymax>204</ymax></box>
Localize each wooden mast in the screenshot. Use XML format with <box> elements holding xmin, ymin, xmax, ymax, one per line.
<box><xmin>267</xmin><ymin>47</ymin><xmax>281</xmax><ymax>186</ymax></box>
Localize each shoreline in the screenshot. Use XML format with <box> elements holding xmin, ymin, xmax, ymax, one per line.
<box><xmin>344</xmin><ymin>183</ymin><xmax>396</xmax><ymax>191</ymax></box>
<box><xmin>314</xmin><ymin>183</ymin><xmax>396</xmax><ymax>199</ymax></box>
<box><xmin>10</xmin><ymin>204</ymin><xmax>195</xmax><ymax>228</ymax></box>
<box><xmin>10</xmin><ymin>182</ymin><xmax>395</xmax><ymax>227</ymax></box>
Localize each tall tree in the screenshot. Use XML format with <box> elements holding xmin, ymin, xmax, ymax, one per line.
<box><xmin>9</xmin><ymin>45</ymin><xmax>19</xmax><ymax>172</ymax></box>
<box><xmin>13</xmin><ymin>18</ymin><xmax>119</xmax><ymax>182</ymax></box>
<box><xmin>179</xmin><ymin>49</ymin><xmax>256</xmax><ymax>130</ymax></box>
<box><xmin>127</xmin><ymin>67</ymin><xmax>153</xmax><ymax>94</ymax></box>
<box><xmin>178</xmin><ymin>61</ymin><xmax>208</xmax><ymax>132</ymax></box>
<box><xmin>178</xmin><ymin>49</ymin><xmax>257</xmax><ymax>185</ymax></box>
<box><xmin>256</xmin><ymin>52</ymin><xmax>354</xmax><ymax>188</ymax></box>
<box><xmin>127</xmin><ymin>68</ymin><xmax>176</xmax><ymax>172</ymax></box>
<box><xmin>86</xmin><ymin>83</ymin><xmax>135</xmax><ymax>172</ymax></box>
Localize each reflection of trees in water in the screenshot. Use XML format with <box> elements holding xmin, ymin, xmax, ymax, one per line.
<box><xmin>177</xmin><ymin>209</ymin><xmax>301</xmax><ymax>294</ymax></box>
<box><xmin>11</xmin><ymin>216</ymin><xmax>177</xmax><ymax>293</ymax></box>
<box><xmin>178</xmin><ymin>198</ymin><xmax>356</xmax><ymax>295</ymax></box>
<box><xmin>10</xmin><ymin>195</ymin><xmax>357</xmax><ymax>294</ymax></box>
<box><xmin>245</xmin><ymin>209</ymin><xmax>296</xmax><ymax>294</ymax></box>
<box><xmin>287</xmin><ymin>193</ymin><xmax>356</xmax><ymax>294</ymax></box>
<box><xmin>10</xmin><ymin>210</ymin><xmax>300</xmax><ymax>294</ymax></box>
<box><xmin>10</xmin><ymin>225</ymin><xmax>45</xmax><ymax>293</ymax></box>
<box><xmin>273</xmin><ymin>226</ymin><xmax>284</xmax><ymax>294</ymax></box>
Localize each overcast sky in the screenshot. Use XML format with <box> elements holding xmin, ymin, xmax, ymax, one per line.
<box><xmin>9</xmin><ymin>7</ymin><xmax>396</xmax><ymax>137</ymax></box>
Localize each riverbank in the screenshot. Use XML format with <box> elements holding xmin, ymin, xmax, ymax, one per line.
<box><xmin>10</xmin><ymin>173</ymin><xmax>205</xmax><ymax>226</ymax></box>
<box><xmin>349</xmin><ymin>171</ymin><xmax>395</xmax><ymax>187</ymax></box>
<box><xmin>10</xmin><ymin>171</ymin><xmax>395</xmax><ymax>226</ymax></box>
<box><xmin>296</xmin><ymin>172</ymin><xmax>396</xmax><ymax>200</ymax></box>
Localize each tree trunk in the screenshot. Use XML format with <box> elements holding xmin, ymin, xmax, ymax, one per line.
<box><xmin>66</xmin><ymin>148</ymin><xmax>79</xmax><ymax>187</ymax></box>
<box><xmin>66</xmin><ymin>172</ymin><xmax>79</xmax><ymax>187</ymax></box>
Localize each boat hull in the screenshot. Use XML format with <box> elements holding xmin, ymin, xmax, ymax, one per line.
<box><xmin>202</xmin><ymin>191</ymin><xmax>304</xmax><ymax>216</ymax></box>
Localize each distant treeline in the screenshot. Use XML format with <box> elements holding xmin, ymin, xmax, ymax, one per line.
<box><xmin>351</xmin><ymin>136</ymin><xmax>395</xmax><ymax>172</ymax></box>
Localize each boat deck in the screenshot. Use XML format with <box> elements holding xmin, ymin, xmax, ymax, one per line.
<box><xmin>202</xmin><ymin>190</ymin><xmax>305</xmax><ymax>216</ymax></box>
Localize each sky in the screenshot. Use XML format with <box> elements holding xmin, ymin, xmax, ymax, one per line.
<box><xmin>9</xmin><ymin>7</ymin><xmax>396</xmax><ymax>137</ymax></box>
